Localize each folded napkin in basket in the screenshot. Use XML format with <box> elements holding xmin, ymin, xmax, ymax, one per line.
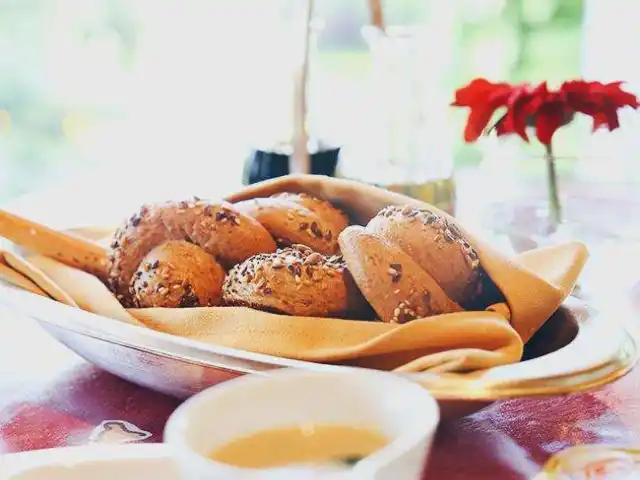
<box><xmin>0</xmin><ymin>175</ymin><xmax>588</xmax><ymax>373</ymax></box>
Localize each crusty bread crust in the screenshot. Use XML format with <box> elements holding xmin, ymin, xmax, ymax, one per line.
<box><xmin>270</xmin><ymin>192</ymin><xmax>349</xmax><ymax>234</ymax></box>
<box><xmin>339</xmin><ymin>226</ymin><xmax>463</xmax><ymax>323</ymax></box>
<box><xmin>108</xmin><ymin>198</ymin><xmax>276</xmax><ymax>305</ymax></box>
<box><xmin>367</xmin><ymin>205</ymin><xmax>483</xmax><ymax>308</ymax></box>
<box><xmin>222</xmin><ymin>244</ymin><xmax>369</xmax><ymax>318</ymax></box>
<box><xmin>108</xmin><ymin>193</ymin><xmax>491</xmax><ymax>318</ymax></box>
<box><xmin>233</xmin><ymin>195</ymin><xmax>346</xmax><ymax>254</ymax></box>
<box><xmin>131</xmin><ymin>240</ymin><xmax>225</xmax><ymax>308</ymax></box>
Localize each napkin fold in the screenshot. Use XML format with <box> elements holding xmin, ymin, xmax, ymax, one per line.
<box><xmin>0</xmin><ymin>175</ymin><xmax>588</xmax><ymax>373</ymax></box>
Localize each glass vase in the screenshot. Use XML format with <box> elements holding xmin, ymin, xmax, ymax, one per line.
<box><xmin>336</xmin><ymin>25</ymin><xmax>456</xmax><ymax>214</ymax></box>
<box><xmin>471</xmin><ymin>136</ymin><xmax>640</xmax><ymax>303</ymax></box>
<box><xmin>475</xmin><ymin>136</ymin><xmax>577</xmax><ymax>251</ymax></box>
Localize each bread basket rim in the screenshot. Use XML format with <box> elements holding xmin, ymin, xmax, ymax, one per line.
<box><xmin>0</xmin><ymin>283</ymin><xmax>636</xmax><ymax>401</ymax></box>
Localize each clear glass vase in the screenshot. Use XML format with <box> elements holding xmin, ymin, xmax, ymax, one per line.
<box><xmin>476</xmin><ymin>135</ymin><xmax>640</xmax><ymax>246</ymax></box>
<box><xmin>336</xmin><ymin>25</ymin><xmax>456</xmax><ymax>214</ymax></box>
<box><xmin>472</xmin><ymin>135</ymin><xmax>640</xmax><ymax>303</ymax></box>
<box><xmin>475</xmin><ymin>136</ymin><xmax>577</xmax><ymax>250</ymax></box>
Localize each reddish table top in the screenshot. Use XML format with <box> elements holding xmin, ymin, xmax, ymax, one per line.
<box><xmin>2</xmin><ymin>172</ymin><xmax>640</xmax><ymax>479</ymax></box>
<box><xmin>1</xmin><ymin>292</ymin><xmax>639</xmax><ymax>479</ymax></box>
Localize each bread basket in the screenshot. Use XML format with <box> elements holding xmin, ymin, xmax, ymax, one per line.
<box><xmin>0</xmin><ymin>175</ymin><xmax>636</xmax><ymax>419</ymax></box>
<box><xmin>0</xmin><ymin>283</ymin><xmax>635</xmax><ymax>419</ymax></box>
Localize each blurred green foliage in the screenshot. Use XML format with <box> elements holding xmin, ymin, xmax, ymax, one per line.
<box><xmin>0</xmin><ymin>0</ymin><xmax>138</xmax><ymax>201</ymax></box>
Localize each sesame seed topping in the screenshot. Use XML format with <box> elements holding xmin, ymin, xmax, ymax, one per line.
<box><xmin>388</xmin><ymin>263</ymin><xmax>403</xmax><ymax>283</ymax></box>
<box><xmin>391</xmin><ymin>300</ymin><xmax>416</xmax><ymax>324</ymax></box>
<box><xmin>304</xmin><ymin>252</ymin><xmax>322</xmax><ymax>265</ymax></box>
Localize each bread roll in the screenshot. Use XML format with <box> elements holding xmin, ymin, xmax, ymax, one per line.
<box><xmin>367</xmin><ymin>205</ymin><xmax>483</xmax><ymax>308</ymax></box>
<box><xmin>270</xmin><ymin>192</ymin><xmax>349</xmax><ymax>233</ymax></box>
<box><xmin>339</xmin><ymin>226</ymin><xmax>463</xmax><ymax>323</ymax></box>
<box><xmin>222</xmin><ymin>244</ymin><xmax>370</xmax><ymax>318</ymax></box>
<box><xmin>108</xmin><ymin>198</ymin><xmax>276</xmax><ymax>305</ymax></box>
<box><xmin>233</xmin><ymin>196</ymin><xmax>345</xmax><ymax>254</ymax></box>
<box><xmin>131</xmin><ymin>241</ymin><xmax>225</xmax><ymax>308</ymax></box>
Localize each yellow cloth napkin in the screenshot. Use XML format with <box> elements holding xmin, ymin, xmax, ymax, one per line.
<box><xmin>0</xmin><ymin>175</ymin><xmax>588</xmax><ymax>373</ymax></box>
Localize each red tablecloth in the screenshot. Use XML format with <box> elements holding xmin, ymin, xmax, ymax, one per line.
<box><xmin>0</xmin><ymin>302</ymin><xmax>638</xmax><ymax>479</ymax></box>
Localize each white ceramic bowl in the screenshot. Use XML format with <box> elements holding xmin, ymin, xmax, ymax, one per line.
<box><xmin>164</xmin><ymin>368</ymin><xmax>440</xmax><ymax>479</ymax></box>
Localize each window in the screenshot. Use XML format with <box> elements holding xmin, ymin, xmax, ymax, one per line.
<box><xmin>0</xmin><ymin>0</ymin><xmax>587</xmax><ymax>204</ymax></box>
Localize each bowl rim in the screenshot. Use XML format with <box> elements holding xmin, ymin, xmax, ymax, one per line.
<box><xmin>1</xmin><ymin>283</ymin><xmax>636</xmax><ymax>401</ymax></box>
<box><xmin>0</xmin><ymin>443</ymin><xmax>173</xmax><ymax>477</ymax></box>
<box><xmin>164</xmin><ymin>368</ymin><xmax>440</xmax><ymax>477</ymax></box>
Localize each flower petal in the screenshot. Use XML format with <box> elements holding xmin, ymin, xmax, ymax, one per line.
<box><xmin>464</xmin><ymin>104</ymin><xmax>500</xmax><ymax>142</ymax></box>
<box><xmin>451</xmin><ymin>78</ymin><xmax>511</xmax><ymax>106</ymax></box>
<box><xmin>494</xmin><ymin>92</ymin><xmax>531</xmax><ymax>141</ymax></box>
<box><xmin>535</xmin><ymin>99</ymin><xmax>569</xmax><ymax>145</ymax></box>
<box><xmin>603</xmin><ymin>81</ymin><xmax>639</xmax><ymax>108</ymax></box>
<box><xmin>561</xmin><ymin>80</ymin><xmax>601</xmax><ymax>115</ymax></box>
<box><xmin>454</xmin><ymin>79</ymin><xmax>514</xmax><ymax>142</ymax></box>
<box><xmin>561</xmin><ymin>80</ymin><xmax>638</xmax><ymax>133</ymax></box>
<box><xmin>592</xmin><ymin>109</ymin><xmax>620</xmax><ymax>132</ymax></box>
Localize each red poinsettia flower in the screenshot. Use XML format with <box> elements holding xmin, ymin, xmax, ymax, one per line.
<box><xmin>452</xmin><ymin>77</ymin><xmax>639</xmax><ymax>146</ymax></box>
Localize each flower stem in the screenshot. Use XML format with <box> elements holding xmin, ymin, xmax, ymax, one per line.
<box><xmin>544</xmin><ymin>142</ymin><xmax>562</xmax><ymax>231</ymax></box>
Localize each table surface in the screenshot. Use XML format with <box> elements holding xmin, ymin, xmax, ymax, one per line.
<box><xmin>1</xmin><ymin>168</ymin><xmax>640</xmax><ymax>479</ymax></box>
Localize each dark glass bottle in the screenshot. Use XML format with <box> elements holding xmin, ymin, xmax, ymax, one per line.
<box><xmin>243</xmin><ymin>139</ymin><xmax>340</xmax><ymax>185</ymax></box>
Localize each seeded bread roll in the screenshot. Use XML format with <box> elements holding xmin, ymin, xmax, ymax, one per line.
<box><xmin>270</xmin><ymin>192</ymin><xmax>349</xmax><ymax>233</ymax></box>
<box><xmin>233</xmin><ymin>197</ymin><xmax>344</xmax><ymax>255</ymax></box>
<box><xmin>108</xmin><ymin>198</ymin><xmax>276</xmax><ymax>306</ymax></box>
<box><xmin>131</xmin><ymin>241</ymin><xmax>225</xmax><ymax>308</ymax></box>
<box><xmin>367</xmin><ymin>205</ymin><xmax>484</xmax><ymax>309</ymax></box>
<box><xmin>339</xmin><ymin>226</ymin><xmax>463</xmax><ymax>323</ymax></box>
<box><xmin>222</xmin><ymin>244</ymin><xmax>370</xmax><ymax>318</ymax></box>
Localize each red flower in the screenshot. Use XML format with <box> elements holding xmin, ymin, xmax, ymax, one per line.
<box><xmin>493</xmin><ymin>83</ymin><xmax>538</xmax><ymax>141</ymax></box>
<box><xmin>452</xmin><ymin>77</ymin><xmax>639</xmax><ymax>146</ymax></box>
<box><xmin>561</xmin><ymin>80</ymin><xmax>639</xmax><ymax>132</ymax></box>
<box><xmin>451</xmin><ymin>78</ymin><xmax>514</xmax><ymax>142</ymax></box>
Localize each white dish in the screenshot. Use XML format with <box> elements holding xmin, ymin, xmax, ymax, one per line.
<box><xmin>0</xmin><ymin>444</ymin><xmax>178</xmax><ymax>480</ymax></box>
<box><xmin>165</xmin><ymin>369</ymin><xmax>439</xmax><ymax>479</ymax></box>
